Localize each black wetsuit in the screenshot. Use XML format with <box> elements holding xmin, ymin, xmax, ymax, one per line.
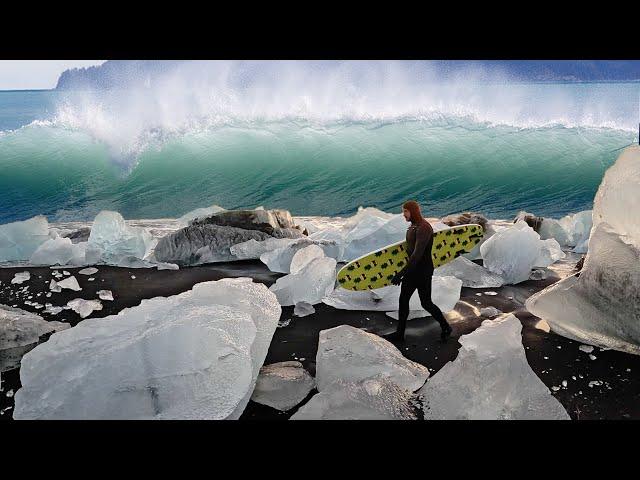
<box><xmin>395</xmin><ymin>220</ymin><xmax>450</xmax><ymax>338</ymax></box>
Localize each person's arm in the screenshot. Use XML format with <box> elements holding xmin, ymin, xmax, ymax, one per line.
<box><xmin>403</xmin><ymin>223</ymin><xmax>431</xmax><ymax>276</ymax></box>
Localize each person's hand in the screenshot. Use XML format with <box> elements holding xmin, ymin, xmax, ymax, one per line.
<box><xmin>391</xmin><ymin>272</ymin><xmax>404</xmax><ymax>285</ymax></box>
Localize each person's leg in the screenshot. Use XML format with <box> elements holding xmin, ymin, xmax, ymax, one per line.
<box><xmin>382</xmin><ymin>275</ymin><xmax>417</xmax><ymax>342</ymax></box>
<box><xmin>417</xmin><ymin>273</ymin><xmax>453</xmax><ymax>340</ymax></box>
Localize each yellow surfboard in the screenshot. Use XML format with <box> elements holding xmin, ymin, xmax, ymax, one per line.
<box><xmin>336</xmin><ymin>224</ymin><xmax>484</xmax><ymax>291</ymax></box>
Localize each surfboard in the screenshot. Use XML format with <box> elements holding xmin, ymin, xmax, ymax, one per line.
<box><xmin>336</xmin><ymin>223</ymin><xmax>484</xmax><ymax>291</ymax></box>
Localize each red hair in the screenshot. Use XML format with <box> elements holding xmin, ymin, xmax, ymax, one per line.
<box><xmin>402</xmin><ymin>200</ymin><xmax>423</xmax><ymax>223</ymax></box>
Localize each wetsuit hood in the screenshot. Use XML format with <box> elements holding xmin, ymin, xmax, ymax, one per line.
<box><xmin>402</xmin><ymin>200</ymin><xmax>424</xmax><ymax>224</ymax></box>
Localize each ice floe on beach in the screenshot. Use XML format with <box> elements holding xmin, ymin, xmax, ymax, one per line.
<box><xmin>66</xmin><ymin>298</ymin><xmax>102</xmax><ymax>318</ymax></box>
<box><xmin>11</xmin><ymin>272</ymin><xmax>30</xmax><ymax>285</ymax></box>
<box><xmin>290</xmin><ymin>375</ymin><xmax>417</xmax><ymax>420</ymax></box>
<box><xmin>0</xmin><ymin>216</ymin><xmax>51</xmax><ymax>263</ymax></box>
<box><xmin>290</xmin><ymin>325</ymin><xmax>427</xmax><ymax>420</ymax></box>
<box><xmin>480</xmin><ymin>220</ymin><xmax>542</xmax><ymax>285</ymax></box>
<box><xmin>417</xmin><ymin>314</ymin><xmax>570</xmax><ymax>419</ymax></box>
<box><xmin>434</xmin><ymin>256</ymin><xmax>504</xmax><ymax>288</ymax></box>
<box><xmin>323</xmin><ymin>276</ymin><xmax>461</xmax><ymax>316</ymax></box>
<box><xmin>251</xmin><ymin>361</ymin><xmax>315</xmax><ymax>411</ymax></box>
<box><xmin>13</xmin><ymin>278</ymin><xmax>281</xmax><ymax>419</ymax></box>
<box><xmin>315</xmin><ymin>325</ymin><xmax>429</xmax><ymax>392</ymax></box>
<box><xmin>269</xmin><ymin>253</ymin><xmax>336</xmax><ymax>306</ymax></box>
<box><xmin>0</xmin><ymin>305</ymin><xmax>69</xmax><ymax>371</ymax></box>
<box><xmin>526</xmin><ymin>147</ymin><xmax>640</xmax><ymax>355</ymax></box>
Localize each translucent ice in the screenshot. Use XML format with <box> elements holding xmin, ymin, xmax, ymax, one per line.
<box><xmin>97</xmin><ymin>290</ymin><xmax>114</xmax><ymax>301</ymax></box>
<box><xmin>293</xmin><ymin>301</ymin><xmax>315</xmax><ymax>317</ymax></box>
<box><xmin>11</xmin><ymin>272</ymin><xmax>30</xmax><ymax>285</ymax></box>
<box><xmin>1</xmin><ymin>305</ymin><xmax>70</xmax><ymax>371</ymax></box>
<box><xmin>417</xmin><ymin>314</ymin><xmax>570</xmax><ymax>419</ymax></box>
<box><xmin>56</xmin><ymin>276</ymin><xmax>82</xmax><ymax>292</ymax></box>
<box><xmin>176</xmin><ymin>204</ymin><xmax>226</xmax><ymax>226</ymax></box>
<box><xmin>533</xmin><ymin>238</ymin><xmax>565</xmax><ymax>268</ymax></box>
<box><xmin>269</xmin><ymin>256</ymin><xmax>337</xmax><ymax>306</ymax></box>
<box><xmin>78</xmin><ymin>267</ymin><xmax>99</xmax><ymax>276</ymax></box>
<box><xmin>539</xmin><ymin>217</ymin><xmax>570</xmax><ymax>246</ymax></box>
<box><xmin>290</xmin><ymin>375</ymin><xmax>416</xmax><ymax>420</ymax></box>
<box><xmin>323</xmin><ymin>276</ymin><xmax>461</xmax><ymax>316</ymax></box>
<box><xmin>250</xmin><ymin>361</ymin><xmax>315</xmax><ymax>411</ymax></box>
<box><xmin>480</xmin><ymin>220</ymin><xmax>541</xmax><ymax>284</ymax></box>
<box><xmin>559</xmin><ymin>210</ymin><xmax>593</xmax><ymax>248</ymax></box>
<box><xmin>289</xmin><ymin>245</ymin><xmax>325</xmax><ymax>274</ymax></box>
<box><xmin>342</xmin><ymin>214</ymin><xmax>407</xmax><ymax>262</ymax></box>
<box><xmin>67</xmin><ymin>298</ymin><xmax>103</xmax><ymax>318</ymax></box>
<box><xmin>0</xmin><ymin>216</ymin><xmax>50</xmax><ymax>262</ymax></box>
<box><xmin>29</xmin><ymin>237</ymin><xmax>87</xmax><ymax>266</ymax></box>
<box><xmin>525</xmin><ymin>147</ymin><xmax>640</xmax><ymax>355</ymax></box>
<box><xmin>49</xmin><ymin>280</ymin><xmax>62</xmax><ymax>293</ymax></box>
<box><xmin>230</xmin><ymin>237</ymin><xmax>298</xmax><ymax>260</ymax></box>
<box><xmin>260</xmin><ymin>240</ymin><xmax>340</xmax><ymax>273</ymax></box>
<box><xmin>13</xmin><ymin>278</ymin><xmax>281</xmax><ymax>419</ymax></box>
<box><xmin>315</xmin><ymin>325</ymin><xmax>429</xmax><ymax>392</ymax></box>
<box><xmin>86</xmin><ymin>211</ymin><xmax>156</xmax><ymax>266</ymax></box>
<box><xmin>434</xmin><ymin>256</ymin><xmax>504</xmax><ymax>288</ymax></box>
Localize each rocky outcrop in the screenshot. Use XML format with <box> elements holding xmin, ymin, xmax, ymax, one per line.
<box><xmin>154</xmin><ymin>209</ymin><xmax>306</xmax><ymax>266</ymax></box>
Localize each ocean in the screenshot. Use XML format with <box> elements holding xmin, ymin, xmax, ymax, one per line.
<box><xmin>0</xmin><ymin>80</ymin><xmax>638</xmax><ymax>224</ymax></box>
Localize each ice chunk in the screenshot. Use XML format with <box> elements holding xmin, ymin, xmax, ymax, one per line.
<box><xmin>294</xmin><ymin>301</ymin><xmax>315</xmax><ymax>317</ymax></box>
<box><xmin>579</xmin><ymin>345</ymin><xmax>594</xmax><ymax>354</ymax></box>
<box><xmin>434</xmin><ymin>256</ymin><xmax>504</xmax><ymax>288</ymax></box>
<box><xmin>176</xmin><ymin>204</ymin><xmax>226</xmax><ymax>226</ymax></box>
<box><xmin>324</xmin><ymin>276</ymin><xmax>461</xmax><ymax>315</ymax></box>
<box><xmin>269</xmin><ymin>256</ymin><xmax>337</xmax><ymax>306</ymax></box>
<box><xmin>49</xmin><ymin>280</ymin><xmax>61</xmax><ymax>293</ymax></box>
<box><xmin>0</xmin><ymin>215</ymin><xmax>50</xmax><ymax>262</ymax></box>
<box><xmin>1</xmin><ymin>305</ymin><xmax>70</xmax><ymax>371</ymax></box>
<box><xmin>43</xmin><ymin>305</ymin><xmax>64</xmax><ymax>315</ymax></box>
<box><xmin>230</xmin><ymin>237</ymin><xmax>298</xmax><ymax>260</ymax></box>
<box><xmin>250</xmin><ymin>361</ymin><xmax>315</xmax><ymax>411</ymax></box>
<box><xmin>29</xmin><ymin>237</ymin><xmax>87</xmax><ymax>266</ymax></box>
<box><xmin>539</xmin><ymin>217</ymin><xmax>571</xmax><ymax>246</ymax></box>
<box><xmin>290</xmin><ymin>375</ymin><xmax>416</xmax><ymax>420</ymax></box>
<box><xmin>57</xmin><ymin>276</ymin><xmax>82</xmax><ymax>292</ymax></box>
<box><xmin>480</xmin><ymin>220</ymin><xmax>541</xmax><ymax>284</ymax></box>
<box><xmin>417</xmin><ymin>314</ymin><xmax>570</xmax><ymax>419</ymax></box>
<box><xmin>259</xmin><ymin>239</ymin><xmax>340</xmax><ymax>273</ymax></box>
<box><xmin>480</xmin><ymin>307</ymin><xmax>502</xmax><ymax>317</ymax></box>
<box><xmin>533</xmin><ymin>238</ymin><xmax>565</xmax><ymax>268</ymax></box>
<box><xmin>525</xmin><ymin>147</ymin><xmax>640</xmax><ymax>355</ymax></box>
<box><xmin>13</xmin><ymin>278</ymin><xmax>281</xmax><ymax>419</ymax></box>
<box><xmin>97</xmin><ymin>290</ymin><xmax>114</xmax><ymax>301</ymax></box>
<box><xmin>342</xmin><ymin>214</ymin><xmax>407</xmax><ymax>262</ymax></box>
<box><xmin>86</xmin><ymin>211</ymin><xmax>156</xmax><ymax>266</ymax></box>
<box><xmin>67</xmin><ymin>298</ymin><xmax>103</xmax><ymax>318</ymax></box>
<box><xmin>78</xmin><ymin>267</ymin><xmax>99</xmax><ymax>275</ymax></box>
<box><xmin>559</xmin><ymin>210</ymin><xmax>593</xmax><ymax>248</ymax></box>
<box><xmin>315</xmin><ymin>325</ymin><xmax>429</xmax><ymax>392</ymax></box>
<box><xmin>11</xmin><ymin>272</ymin><xmax>30</xmax><ymax>285</ymax></box>
<box><xmin>289</xmin><ymin>245</ymin><xmax>325</xmax><ymax>274</ymax></box>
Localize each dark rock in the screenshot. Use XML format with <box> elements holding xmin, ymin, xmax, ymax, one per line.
<box><xmin>513</xmin><ymin>211</ymin><xmax>543</xmax><ymax>232</ymax></box>
<box><xmin>441</xmin><ymin>212</ymin><xmax>488</xmax><ymax>230</ymax></box>
<box><xmin>61</xmin><ymin>227</ymin><xmax>91</xmax><ymax>244</ymax></box>
<box><xmin>155</xmin><ymin>209</ymin><xmax>306</xmax><ymax>266</ymax></box>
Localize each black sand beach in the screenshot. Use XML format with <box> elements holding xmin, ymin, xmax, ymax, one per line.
<box><xmin>1</xmin><ymin>259</ymin><xmax>639</xmax><ymax>420</ymax></box>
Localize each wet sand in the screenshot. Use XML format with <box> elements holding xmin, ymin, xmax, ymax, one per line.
<box><xmin>1</xmin><ymin>257</ymin><xmax>639</xmax><ymax>420</ymax></box>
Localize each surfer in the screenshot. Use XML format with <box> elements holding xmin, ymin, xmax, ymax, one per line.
<box><xmin>382</xmin><ymin>200</ymin><xmax>453</xmax><ymax>343</ymax></box>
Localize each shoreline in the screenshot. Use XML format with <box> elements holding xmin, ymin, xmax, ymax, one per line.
<box><xmin>2</xmin><ymin>253</ymin><xmax>639</xmax><ymax>421</ymax></box>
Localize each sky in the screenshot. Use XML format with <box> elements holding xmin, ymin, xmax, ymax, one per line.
<box><xmin>0</xmin><ymin>60</ymin><xmax>105</xmax><ymax>90</ymax></box>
